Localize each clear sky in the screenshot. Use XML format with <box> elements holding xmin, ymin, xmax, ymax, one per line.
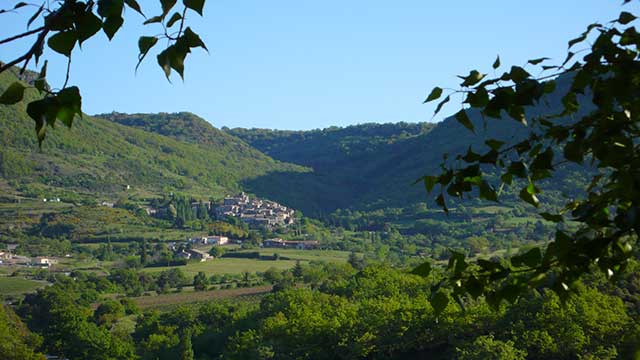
<box><xmin>2</xmin><ymin>1</ymin><xmax>634</xmax><ymax>130</ymax></box>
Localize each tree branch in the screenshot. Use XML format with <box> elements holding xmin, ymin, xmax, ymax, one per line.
<box><xmin>0</xmin><ymin>26</ymin><xmax>44</xmax><ymax>45</ymax></box>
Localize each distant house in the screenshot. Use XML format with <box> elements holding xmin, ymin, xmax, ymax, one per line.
<box><xmin>33</xmin><ymin>257</ymin><xmax>57</xmax><ymax>268</ymax></box>
<box><xmin>262</xmin><ymin>238</ymin><xmax>285</xmax><ymax>248</ymax></box>
<box><xmin>262</xmin><ymin>239</ymin><xmax>319</xmax><ymax>250</ymax></box>
<box><xmin>0</xmin><ymin>252</ymin><xmax>11</xmax><ymax>261</ymax></box>
<box><xmin>176</xmin><ymin>251</ymin><xmax>191</xmax><ymax>260</ymax></box>
<box><xmin>204</xmin><ymin>236</ymin><xmax>229</xmax><ymax>246</ymax></box>
<box><xmin>189</xmin><ymin>236</ymin><xmax>229</xmax><ymax>245</ymax></box>
<box><xmin>188</xmin><ymin>249</ymin><xmax>212</xmax><ymax>262</ymax></box>
<box><xmin>100</xmin><ymin>201</ymin><xmax>115</xmax><ymax>208</ymax></box>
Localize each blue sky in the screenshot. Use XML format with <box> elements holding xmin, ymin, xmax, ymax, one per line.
<box><xmin>2</xmin><ymin>1</ymin><xmax>633</xmax><ymax>129</ymax></box>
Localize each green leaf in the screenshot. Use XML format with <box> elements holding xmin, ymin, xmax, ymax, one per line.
<box><xmin>47</xmin><ymin>31</ymin><xmax>77</xmax><ymax>57</ymax></box>
<box><xmin>124</xmin><ymin>0</ymin><xmax>144</xmax><ymax>16</ymax></box>
<box><xmin>454</xmin><ymin>109</ymin><xmax>474</xmax><ymax>132</ymax></box>
<box><xmin>143</xmin><ymin>15</ymin><xmax>163</xmax><ymax>25</ymax></box>
<box><xmin>97</xmin><ymin>0</ymin><xmax>124</xmax><ymax>18</ymax></box>
<box><xmin>433</xmin><ymin>95</ymin><xmax>450</xmax><ymax>116</ymax></box>
<box><xmin>478</xmin><ymin>259</ymin><xmax>504</xmax><ymax>272</ymax></box>
<box><xmin>56</xmin><ymin>86</ymin><xmax>82</xmax><ymax>127</ymax></box>
<box><xmin>465</xmin><ymin>276</ymin><xmax>483</xmax><ymax>299</ymax></box>
<box><xmin>160</xmin><ymin>0</ymin><xmax>177</xmax><ymax>16</ymax></box>
<box><xmin>137</xmin><ymin>36</ymin><xmax>159</xmax><ymax>70</ymax></box>
<box><xmin>103</xmin><ymin>15</ymin><xmax>124</xmax><ymax>40</ymax></box>
<box><xmin>530</xmin><ymin>147</ymin><xmax>554</xmax><ymax>171</ymax></box>
<box><xmin>485</xmin><ymin>139</ymin><xmax>504</xmax><ymax>151</ymax></box>
<box><xmin>411</xmin><ymin>262</ymin><xmax>432</xmax><ymax>277</ymax></box>
<box><xmin>492</xmin><ymin>55</ymin><xmax>500</xmax><ymax>69</ymax></box>
<box><xmin>424</xmin><ymin>87</ymin><xmax>443</xmax><ymax>103</ymax></box>
<box><xmin>618</xmin><ymin>11</ymin><xmax>636</xmax><ymax>25</ymax></box>
<box><xmin>509</xmin><ymin>66</ymin><xmax>530</xmax><ymax>82</ymax></box>
<box><xmin>27</xmin><ymin>4</ymin><xmax>44</xmax><ymax>28</ymax></box>
<box><xmin>430</xmin><ymin>290</ymin><xmax>449</xmax><ymax>316</ymax></box>
<box><xmin>183</xmin><ymin>0</ymin><xmax>205</xmax><ymax>16</ymax></box>
<box><xmin>459</xmin><ymin>70</ymin><xmax>485</xmax><ymax>87</ymax></box>
<box><xmin>479</xmin><ymin>180</ymin><xmax>498</xmax><ymax>202</ymax></box>
<box><xmin>0</xmin><ymin>82</ymin><xmax>26</xmax><ymax>105</ymax></box>
<box><xmin>179</xmin><ymin>27</ymin><xmax>208</xmax><ymax>50</ymax></box>
<box><xmin>568</xmin><ymin>34</ymin><xmax>587</xmax><ymax>48</ymax></box>
<box><xmin>75</xmin><ymin>12</ymin><xmax>103</xmax><ymax>45</ymax></box>
<box><xmin>166</xmin><ymin>12</ymin><xmax>182</xmax><ymax>27</ymax></box>
<box><xmin>519</xmin><ymin>183</ymin><xmax>540</xmax><ymax>207</ymax></box>
<box><xmin>527</xmin><ymin>57</ymin><xmax>549</xmax><ymax>65</ymax></box>
<box><xmin>448</xmin><ymin>251</ymin><xmax>467</xmax><ymax>275</ymax></box>
<box><xmin>563</xmin><ymin>141</ymin><xmax>583</xmax><ymax>163</ymax></box>
<box><xmin>498</xmin><ymin>284</ymin><xmax>521</xmax><ymax>304</ymax></box>
<box><xmin>511</xmin><ymin>247</ymin><xmax>542</xmax><ymax>268</ymax></box>
<box><xmin>157</xmin><ymin>44</ymin><xmax>190</xmax><ymax>80</ymax></box>
<box><xmin>423</xmin><ymin>176</ymin><xmax>438</xmax><ymax>194</ymax></box>
<box><xmin>540</xmin><ymin>212</ymin><xmax>563</xmax><ymax>222</ymax></box>
<box><xmin>26</xmin><ymin>97</ymin><xmax>59</xmax><ymax>147</ymax></box>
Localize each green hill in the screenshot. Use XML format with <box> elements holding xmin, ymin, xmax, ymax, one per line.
<box><xmin>227</xmin><ymin>74</ymin><xmax>589</xmax><ymax>216</ymax></box>
<box><xmin>0</xmin><ymin>68</ymin><xmax>308</xmax><ymax>202</ymax></box>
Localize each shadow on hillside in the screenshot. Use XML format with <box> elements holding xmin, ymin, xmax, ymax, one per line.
<box><xmin>241</xmin><ymin>170</ymin><xmax>363</xmax><ymax>216</ymax></box>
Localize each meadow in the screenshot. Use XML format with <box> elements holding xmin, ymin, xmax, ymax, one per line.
<box><xmin>141</xmin><ymin>248</ymin><xmax>351</xmax><ymax>277</ymax></box>
<box><xmin>0</xmin><ymin>275</ymin><xmax>48</xmax><ymax>298</ymax></box>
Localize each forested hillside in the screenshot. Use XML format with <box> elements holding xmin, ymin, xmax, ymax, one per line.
<box><xmin>0</xmin><ymin>69</ymin><xmax>307</xmax><ymax>201</ymax></box>
<box><xmin>227</xmin><ymin>74</ymin><xmax>590</xmax><ymax>216</ymax></box>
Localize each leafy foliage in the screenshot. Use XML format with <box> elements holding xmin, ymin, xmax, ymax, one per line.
<box><xmin>416</xmin><ymin>4</ymin><xmax>640</xmax><ymax>310</ymax></box>
<box><xmin>0</xmin><ymin>0</ymin><xmax>208</xmax><ymax>144</ymax></box>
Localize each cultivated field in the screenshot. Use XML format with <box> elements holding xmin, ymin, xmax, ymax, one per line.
<box><xmin>0</xmin><ymin>276</ymin><xmax>48</xmax><ymax>298</ymax></box>
<box><xmin>131</xmin><ymin>285</ymin><xmax>272</xmax><ymax>309</ymax></box>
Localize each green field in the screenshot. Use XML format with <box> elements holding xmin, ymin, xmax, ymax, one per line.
<box><xmin>142</xmin><ymin>258</ymin><xmax>301</xmax><ymax>277</ymax></box>
<box><xmin>141</xmin><ymin>249</ymin><xmax>350</xmax><ymax>277</ymax></box>
<box><xmin>0</xmin><ymin>276</ymin><xmax>48</xmax><ymax>297</ymax></box>
<box><xmin>131</xmin><ymin>285</ymin><xmax>272</xmax><ymax>309</ymax></box>
<box><xmin>239</xmin><ymin>248</ymin><xmax>351</xmax><ymax>263</ymax></box>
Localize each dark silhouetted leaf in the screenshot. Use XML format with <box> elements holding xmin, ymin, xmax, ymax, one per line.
<box><xmin>411</xmin><ymin>262</ymin><xmax>432</xmax><ymax>277</ymax></box>
<box><xmin>183</xmin><ymin>0</ymin><xmax>205</xmax><ymax>16</ymax></box>
<box><xmin>619</xmin><ymin>11</ymin><xmax>637</xmax><ymax>25</ymax></box>
<box><xmin>47</xmin><ymin>31</ymin><xmax>77</xmax><ymax>56</ymax></box>
<box><xmin>166</xmin><ymin>12</ymin><xmax>182</xmax><ymax>27</ymax></box>
<box><xmin>454</xmin><ymin>109</ymin><xmax>474</xmax><ymax>132</ymax></box>
<box><xmin>424</xmin><ymin>87</ymin><xmax>442</xmax><ymax>103</ymax></box>
<box><xmin>430</xmin><ymin>290</ymin><xmax>449</xmax><ymax>316</ymax></box>
<box><xmin>433</xmin><ymin>95</ymin><xmax>450</xmax><ymax>116</ymax></box>
<box><xmin>144</xmin><ymin>15</ymin><xmax>163</xmax><ymax>25</ymax></box>
<box><xmin>124</xmin><ymin>0</ymin><xmax>144</xmax><ymax>16</ymax></box>
<box><xmin>511</xmin><ymin>247</ymin><xmax>542</xmax><ymax>268</ymax></box>
<box><xmin>0</xmin><ymin>82</ymin><xmax>26</xmax><ymax>105</ymax></box>
<box><xmin>103</xmin><ymin>15</ymin><xmax>124</xmax><ymax>40</ymax></box>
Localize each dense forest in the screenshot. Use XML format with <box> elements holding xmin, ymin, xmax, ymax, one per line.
<box><xmin>4</xmin><ymin>258</ymin><xmax>640</xmax><ymax>359</ymax></box>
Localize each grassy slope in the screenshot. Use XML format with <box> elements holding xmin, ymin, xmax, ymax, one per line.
<box><xmin>0</xmin><ymin>68</ymin><xmax>308</xmax><ymax>201</ymax></box>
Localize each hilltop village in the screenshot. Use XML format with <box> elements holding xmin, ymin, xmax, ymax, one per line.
<box><xmin>214</xmin><ymin>192</ymin><xmax>295</xmax><ymax>228</ymax></box>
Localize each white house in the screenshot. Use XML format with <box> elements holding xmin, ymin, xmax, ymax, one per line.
<box><xmin>204</xmin><ymin>236</ymin><xmax>229</xmax><ymax>246</ymax></box>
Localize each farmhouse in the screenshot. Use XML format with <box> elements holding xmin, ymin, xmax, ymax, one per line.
<box><xmin>262</xmin><ymin>238</ymin><xmax>320</xmax><ymax>250</ymax></box>
<box><xmin>189</xmin><ymin>235</ymin><xmax>229</xmax><ymax>245</ymax></box>
<box><xmin>33</xmin><ymin>257</ymin><xmax>57</xmax><ymax>268</ymax></box>
<box><xmin>188</xmin><ymin>249</ymin><xmax>212</xmax><ymax>262</ymax></box>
